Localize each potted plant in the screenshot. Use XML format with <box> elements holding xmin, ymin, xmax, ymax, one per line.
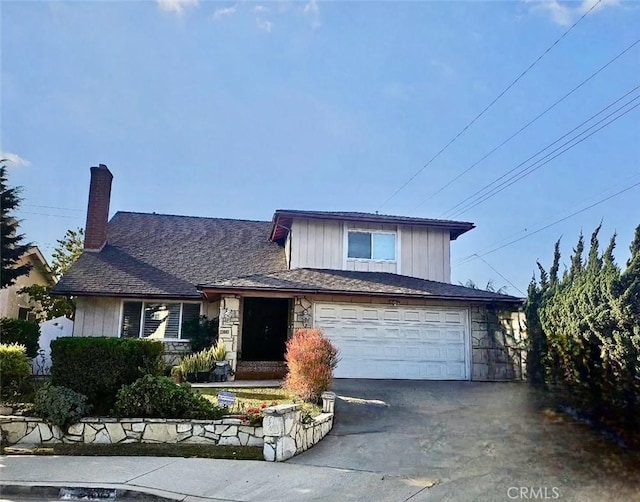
<box><xmin>180</xmin><ymin>353</ymin><xmax>199</xmax><ymax>383</ymax></box>
<box><xmin>195</xmin><ymin>351</ymin><xmax>212</xmax><ymax>383</ymax></box>
<box><xmin>211</xmin><ymin>340</ymin><xmax>231</xmax><ymax>382</ymax></box>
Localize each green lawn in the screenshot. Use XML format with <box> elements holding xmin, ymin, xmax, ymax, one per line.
<box><xmin>196</xmin><ymin>387</ymin><xmax>322</xmax><ymax>417</ymax></box>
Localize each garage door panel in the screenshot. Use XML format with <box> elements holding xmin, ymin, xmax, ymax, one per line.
<box><xmin>315</xmin><ymin>302</ymin><xmax>469</xmax><ymax>380</ymax></box>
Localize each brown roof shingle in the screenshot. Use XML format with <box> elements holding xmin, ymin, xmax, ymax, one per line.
<box><xmin>198</xmin><ymin>268</ymin><xmax>523</xmax><ymax>303</ymax></box>
<box><xmin>53</xmin><ymin>212</ymin><xmax>287</xmax><ymax>298</ymax></box>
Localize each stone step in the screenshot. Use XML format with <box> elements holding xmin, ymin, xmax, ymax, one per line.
<box><xmin>235</xmin><ymin>361</ymin><xmax>287</xmax><ymax>381</ymax></box>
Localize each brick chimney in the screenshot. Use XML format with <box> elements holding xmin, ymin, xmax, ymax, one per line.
<box><xmin>84</xmin><ymin>164</ymin><xmax>113</xmax><ymax>252</ymax></box>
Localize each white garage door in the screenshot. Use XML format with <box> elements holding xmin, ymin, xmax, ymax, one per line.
<box><xmin>314</xmin><ymin>303</ymin><xmax>469</xmax><ymax>380</ymax></box>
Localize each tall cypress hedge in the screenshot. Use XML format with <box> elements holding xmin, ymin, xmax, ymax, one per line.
<box><xmin>50</xmin><ymin>337</ymin><xmax>164</xmax><ymax>414</ymax></box>
<box><xmin>526</xmin><ymin>224</ymin><xmax>640</xmax><ymax>429</ymax></box>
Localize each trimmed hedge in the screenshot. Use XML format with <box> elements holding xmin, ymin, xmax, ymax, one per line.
<box><xmin>51</xmin><ymin>337</ymin><xmax>164</xmax><ymax>414</ymax></box>
<box><xmin>0</xmin><ymin>318</ymin><xmax>40</xmax><ymax>358</ymax></box>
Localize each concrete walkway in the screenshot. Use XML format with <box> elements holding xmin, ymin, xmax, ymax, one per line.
<box><xmin>0</xmin><ymin>456</ymin><xmax>427</xmax><ymax>501</ymax></box>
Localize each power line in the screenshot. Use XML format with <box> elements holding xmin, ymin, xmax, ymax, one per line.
<box><xmin>17</xmin><ymin>211</ymin><xmax>81</xmax><ymax>220</ymax></box>
<box><xmin>471</xmin><ymin>254</ymin><xmax>525</xmax><ymax>296</ymax></box>
<box><xmin>456</xmin><ymin>180</ymin><xmax>640</xmax><ymax>265</ymax></box>
<box><xmin>456</xmin><ymin>171</ymin><xmax>640</xmax><ymax>264</ymax></box>
<box><xmin>377</xmin><ymin>0</ymin><xmax>603</xmax><ymax>211</ymax></box>
<box><xmin>442</xmin><ymin>85</ymin><xmax>640</xmax><ymax>218</ymax></box>
<box><xmin>413</xmin><ymin>39</ymin><xmax>640</xmax><ymax>210</ymax></box>
<box><xmin>449</xmin><ymin>99</ymin><xmax>640</xmax><ymax>218</ymax></box>
<box><xmin>23</xmin><ymin>204</ymin><xmax>83</xmax><ymax>212</ymax></box>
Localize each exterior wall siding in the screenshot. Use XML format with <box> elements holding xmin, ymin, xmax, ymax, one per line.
<box><xmin>289</xmin><ymin>218</ymin><xmax>451</xmax><ymax>282</ymax></box>
<box><xmin>400</xmin><ymin>225</ymin><xmax>451</xmax><ymax>282</ymax></box>
<box><xmin>290</xmin><ymin>219</ymin><xmax>344</xmax><ymax>270</ymax></box>
<box><xmin>73</xmin><ymin>297</ymin><xmax>121</xmax><ymax>337</ymax></box>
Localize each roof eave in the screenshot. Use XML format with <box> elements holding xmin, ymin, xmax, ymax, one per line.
<box><xmin>50</xmin><ymin>289</ymin><xmax>203</xmax><ymax>300</ymax></box>
<box><xmin>197</xmin><ymin>284</ymin><xmax>523</xmax><ymax>304</ymax></box>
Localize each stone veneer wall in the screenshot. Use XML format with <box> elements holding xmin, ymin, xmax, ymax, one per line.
<box><xmin>0</xmin><ymin>393</ymin><xmax>337</xmax><ymax>462</ymax></box>
<box><xmin>471</xmin><ymin>305</ymin><xmax>526</xmax><ymax>381</ymax></box>
<box><xmin>263</xmin><ymin>392</ymin><xmax>336</xmax><ymax>462</ymax></box>
<box><xmin>162</xmin><ymin>341</ymin><xmax>191</xmax><ymax>367</ymax></box>
<box><xmin>0</xmin><ymin>416</ymin><xmax>263</xmax><ymax>447</ymax></box>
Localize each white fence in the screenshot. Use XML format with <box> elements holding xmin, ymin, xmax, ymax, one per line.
<box><xmin>31</xmin><ymin>316</ymin><xmax>73</xmax><ymax>375</ymax></box>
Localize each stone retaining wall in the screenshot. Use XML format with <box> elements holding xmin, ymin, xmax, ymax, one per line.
<box><xmin>263</xmin><ymin>392</ymin><xmax>336</xmax><ymax>462</ymax></box>
<box><xmin>0</xmin><ymin>416</ymin><xmax>263</xmax><ymax>447</ymax></box>
<box><xmin>0</xmin><ymin>393</ymin><xmax>337</xmax><ymax>462</ymax></box>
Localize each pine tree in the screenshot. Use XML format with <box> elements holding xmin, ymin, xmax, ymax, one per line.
<box><xmin>0</xmin><ymin>164</ymin><xmax>32</xmax><ymax>288</ymax></box>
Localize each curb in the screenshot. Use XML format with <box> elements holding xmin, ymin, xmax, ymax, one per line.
<box><xmin>0</xmin><ymin>483</ymin><xmax>183</xmax><ymax>501</ymax></box>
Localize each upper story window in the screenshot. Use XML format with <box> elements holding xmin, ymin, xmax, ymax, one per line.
<box><xmin>120</xmin><ymin>301</ymin><xmax>201</xmax><ymax>340</ymax></box>
<box><xmin>347</xmin><ymin>231</ymin><xmax>396</xmax><ymax>261</ymax></box>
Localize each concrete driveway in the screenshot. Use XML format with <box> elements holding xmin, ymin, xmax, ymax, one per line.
<box><xmin>291</xmin><ymin>379</ymin><xmax>640</xmax><ymax>501</ymax></box>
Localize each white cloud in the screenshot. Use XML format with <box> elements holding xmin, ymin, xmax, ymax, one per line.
<box><xmin>254</xmin><ymin>5</ymin><xmax>269</xmax><ymax>14</ymax></box>
<box><xmin>157</xmin><ymin>0</ymin><xmax>198</xmax><ymax>15</ymax></box>
<box><xmin>303</xmin><ymin>0</ymin><xmax>319</xmax><ymax>16</ymax></box>
<box><xmin>528</xmin><ymin>0</ymin><xmax>620</xmax><ymax>26</ymax></box>
<box><xmin>302</xmin><ymin>0</ymin><xmax>321</xmax><ymax>29</ymax></box>
<box><xmin>256</xmin><ymin>18</ymin><xmax>273</xmax><ymax>33</ymax></box>
<box><xmin>0</xmin><ymin>152</ymin><xmax>30</xmax><ymax>167</ymax></box>
<box><xmin>213</xmin><ymin>5</ymin><xmax>237</xmax><ymax>20</ymax></box>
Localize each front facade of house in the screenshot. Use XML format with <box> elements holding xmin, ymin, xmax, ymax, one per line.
<box><xmin>54</xmin><ymin>165</ymin><xmax>525</xmax><ymax>381</ymax></box>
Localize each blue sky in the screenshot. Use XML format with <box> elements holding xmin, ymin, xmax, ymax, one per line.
<box><xmin>2</xmin><ymin>0</ymin><xmax>639</xmax><ymax>295</ymax></box>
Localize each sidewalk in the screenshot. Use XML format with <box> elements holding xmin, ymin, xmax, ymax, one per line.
<box><xmin>0</xmin><ymin>455</ymin><xmax>425</xmax><ymax>502</ymax></box>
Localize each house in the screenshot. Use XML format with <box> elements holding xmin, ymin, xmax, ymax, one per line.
<box><xmin>0</xmin><ymin>246</ymin><xmax>55</xmax><ymax>322</ymax></box>
<box><xmin>53</xmin><ymin>165</ymin><xmax>525</xmax><ymax>381</ymax></box>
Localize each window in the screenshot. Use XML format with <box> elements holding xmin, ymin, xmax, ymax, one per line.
<box><xmin>17</xmin><ymin>307</ymin><xmax>37</xmax><ymax>322</ymax></box>
<box><xmin>120</xmin><ymin>301</ymin><xmax>201</xmax><ymax>340</ymax></box>
<box><xmin>347</xmin><ymin>231</ymin><xmax>396</xmax><ymax>261</ymax></box>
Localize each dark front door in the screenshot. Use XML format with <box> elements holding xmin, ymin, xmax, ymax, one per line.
<box><xmin>241</xmin><ymin>297</ymin><xmax>290</xmax><ymax>361</ymax></box>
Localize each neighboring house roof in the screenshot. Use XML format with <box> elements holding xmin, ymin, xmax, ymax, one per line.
<box><xmin>270</xmin><ymin>209</ymin><xmax>475</xmax><ymax>242</ymax></box>
<box><xmin>198</xmin><ymin>268</ymin><xmax>523</xmax><ymax>304</ymax></box>
<box><xmin>53</xmin><ymin>212</ymin><xmax>287</xmax><ymax>298</ymax></box>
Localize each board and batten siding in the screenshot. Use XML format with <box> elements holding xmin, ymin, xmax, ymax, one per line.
<box><xmin>289</xmin><ymin>218</ymin><xmax>451</xmax><ymax>282</ymax></box>
<box><xmin>73</xmin><ymin>297</ymin><xmax>121</xmax><ymax>337</ymax></box>
<box><xmin>400</xmin><ymin>226</ymin><xmax>450</xmax><ymax>282</ymax></box>
<box><xmin>290</xmin><ymin>219</ymin><xmax>344</xmax><ymax>270</ymax></box>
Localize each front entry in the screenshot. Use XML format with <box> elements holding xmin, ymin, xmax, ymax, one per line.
<box><xmin>241</xmin><ymin>297</ymin><xmax>290</xmax><ymax>361</ymax></box>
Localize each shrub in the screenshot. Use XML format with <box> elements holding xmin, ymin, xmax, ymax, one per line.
<box><xmin>50</xmin><ymin>337</ymin><xmax>164</xmax><ymax>414</ymax></box>
<box><xmin>284</xmin><ymin>329</ymin><xmax>339</xmax><ymax>403</ymax></box>
<box><xmin>112</xmin><ymin>375</ymin><xmax>225</xmax><ymax>420</ymax></box>
<box><xmin>34</xmin><ymin>384</ymin><xmax>91</xmax><ymax>431</ymax></box>
<box><xmin>0</xmin><ymin>318</ymin><xmax>40</xmax><ymax>358</ymax></box>
<box><xmin>0</xmin><ymin>343</ymin><xmax>32</xmax><ymax>399</ymax></box>
<box><xmin>183</xmin><ymin>315</ymin><xmax>219</xmax><ymax>353</ymax></box>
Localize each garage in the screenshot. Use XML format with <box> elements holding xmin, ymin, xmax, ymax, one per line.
<box><xmin>313</xmin><ymin>302</ymin><xmax>470</xmax><ymax>380</ymax></box>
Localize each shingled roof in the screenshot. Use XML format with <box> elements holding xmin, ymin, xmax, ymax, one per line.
<box><xmin>53</xmin><ymin>212</ymin><xmax>287</xmax><ymax>298</ymax></box>
<box><xmin>198</xmin><ymin>268</ymin><xmax>523</xmax><ymax>303</ymax></box>
<box><xmin>270</xmin><ymin>209</ymin><xmax>475</xmax><ymax>242</ymax></box>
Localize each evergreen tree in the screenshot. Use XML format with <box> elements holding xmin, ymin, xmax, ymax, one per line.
<box><xmin>0</xmin><ymin>164</ymin><xmax>32</xmax><ymax>288</ymax></box>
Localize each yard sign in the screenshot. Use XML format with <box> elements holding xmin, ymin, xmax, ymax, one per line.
<box><xmin>217</xmin><ymin>391</ymin><xmax>236</xmax><ymax>407</ymax></box>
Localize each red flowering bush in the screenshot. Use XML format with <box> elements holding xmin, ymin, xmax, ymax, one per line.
<box><xmin>241</xmin><ymin>401</ymin><xmax>278</xmax><ymax>426</ymax></box>
<box><xmin>284</xmin><ymin>329</ymin><xmax>339</xmax><ymax>403</ymax></box>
